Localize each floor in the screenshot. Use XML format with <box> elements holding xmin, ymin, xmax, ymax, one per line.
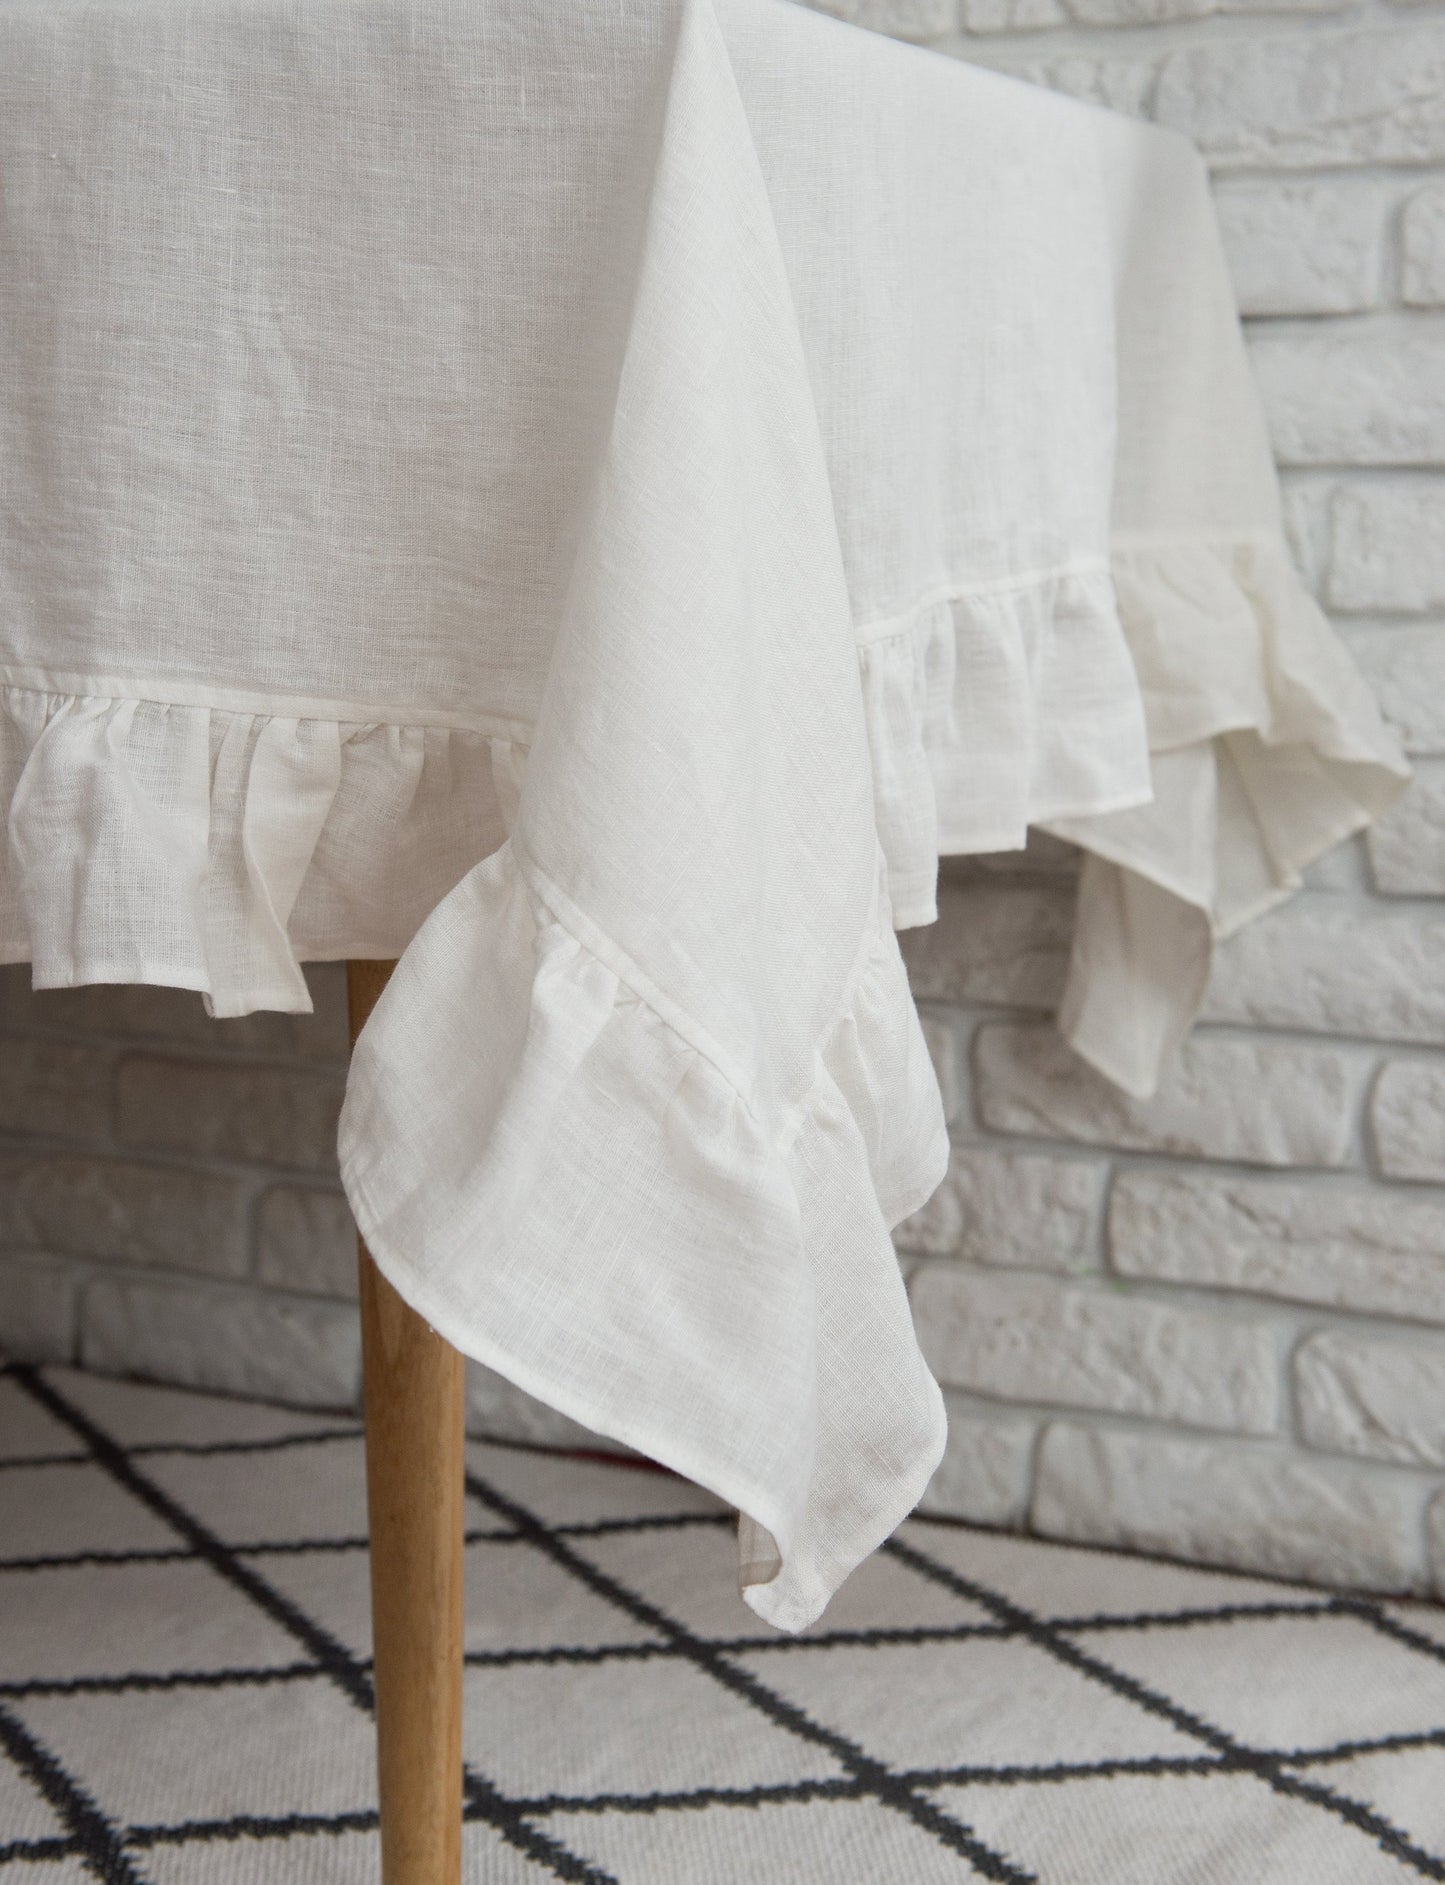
<box><xmin>2</xmin><ymin>1363</ymin><xmax>1444</xmax><ymax>1884</ymax></box>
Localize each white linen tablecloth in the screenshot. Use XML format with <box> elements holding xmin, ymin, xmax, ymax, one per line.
<box><xmin>0</xmin><ymin>0</ymin><xmax>1407</xmax><ymax>1628</ymax></box>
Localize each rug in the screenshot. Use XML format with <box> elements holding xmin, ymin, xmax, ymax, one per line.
<box><xmin>2</xmin><ymin>1362</ymin><xmax>1444</xmax><ymax>1883</ymax></box>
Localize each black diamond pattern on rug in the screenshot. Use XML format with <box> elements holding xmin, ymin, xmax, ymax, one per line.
<box><xmin>1</xmin><ymin>1361</ymin><xmax>1443</xmax><ymax>1884</ymax></box>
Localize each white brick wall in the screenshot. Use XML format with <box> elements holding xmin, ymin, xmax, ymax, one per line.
<box><xmin>843</xmin><ymin>0</ymin><xmax>1445</xmax><ymax>1597</ymax></box>
<box><xmin>0</xmin><ymin>967</ymin><xmax>616</xmax><ymax>1457</ymax></box>
<box><xmin>2</xmin><ymin>0</ymin><xmax>1444</xmax><ymax>1599</ymax></box>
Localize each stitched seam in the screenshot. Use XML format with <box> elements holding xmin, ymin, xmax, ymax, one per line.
<box><xmin>513</xmin><ymin>836</ymin><xmax>891</xmax><ymax>1144</ymax></box>
<box><xmin>854</xmin><ymin>556</ymin><xmax>1112</xmax><ymax>648</ymax></box>
<box><xmin>0</xmin><ymin>668</ymin><xmax>529</xmax><ymax>739</ymax></box>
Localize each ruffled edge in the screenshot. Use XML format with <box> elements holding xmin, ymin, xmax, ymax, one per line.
<box><xmin>1</xmin><ymin>532</ymin><xmax>1409</xmax><ymax>1115</ymax></box>
<box><xmin>857</xmin><ymin>560</ymin><xmax>1154</xmax><ymax>928</ymax></box>
<box><xmin>338</xmin><ymin>836</ymin><xmax>949</xmax><ymax>1634</ymax></box>
<box><xmin>0</xmin><ymin>680</ymin><xmax>508</xmax><ymax>1015</ymax></box>
<box><xmin>1</xmin><ymin>555</ymin><xmax>1159</xmax><ymax>1012</ymax></box>
<box><xmin>1106</xmin><ymin>533</ymin><xmax>1407</xmax><ymax>795</ymax></box>
<box><xmin>1043</xmin><ymin>533</ymin><xmax>1410</xmax><ymax>1100</ymax></box>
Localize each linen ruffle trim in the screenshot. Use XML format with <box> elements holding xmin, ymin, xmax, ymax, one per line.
<box><xmin>0</xmin><ymin>537</ymin><xmax>1408</xmax><ymax>1055</ymax></box>
<box><xmin>338</xmin><ymin>837</ymin><xmax>949</xmax><ymax>1633</ymax></box>
<box><xmin>0</xmin><ymin>561</ymin><xmax>1155</xmax><ymax>1005</ymax></box>
<box><xmin>1109</xmin><ymin>533</ymin><xmax>1408</xmax><ymax>804</ymax></box>
<box><xmin>1045</xmin><ymin>533</ymin><xmax>1410</xmax><ymax>1099</ymax></box>
<box><xmin>859</xmin><ymin>560</ymin><xmax>1154</xmax><ymax>926</ymax></box>
<box><xmin>0</xmin><ymin>684</ymin><xmax>507</xmax><ymax>1015</ymax></box>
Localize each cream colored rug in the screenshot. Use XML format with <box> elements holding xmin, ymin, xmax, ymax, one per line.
<box><xmin>2</xmin><ymin>1362</ymin><xmax>1444</xmax><ymax>1884</ymax></box>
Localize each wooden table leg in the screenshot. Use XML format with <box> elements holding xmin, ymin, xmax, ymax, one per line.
<box><xmin>348</xmin><ymin>960</ymin><xmax>465</xmax><ymax>1885</ymax></box>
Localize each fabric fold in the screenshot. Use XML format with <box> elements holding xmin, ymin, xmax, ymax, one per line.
<box><xmin>1037</xmin><ymin>119</ymin><xmax>1409</xmax><ymax>1099</ymax></box>
<box><xmin>338</xmin><ymin>0</ymin><xmax>952</xmax><ymax>1630</ymax></box>
<box><xmin>0</xmin><ymin>684</ymin><xmax>502</xmax><ymax>1006</ymax></box>
<box><xmin>0</xmin><ymin>0</ymin><xmax>1413</xmax><ymax>1633</ymax></box>
<box><xmin>1046</xmin><ymin>535</ymin><xmax>1407</xmax><ymax>1097</ymax></box>
<box><xmin>3</xmin><ymin>689</ymin><xmax>212</xmax><ymax>992</ymax></box>
<box><xmin>859</xmin><ymin>564</ymin><xmax>1152</xmax><ymax>926</ymax></box>
<box><xmin>341</xmin><ymin>841</ymin><xmax>948</xmax><ymax>1633</ymax></box>
<box><xmin>206</xmin><ymin>713</ymin><xmax>341</xmax><ymax>1016</ymax></box>
<box><xmin>722</xmin><ymin>2</ymin><xmax>1156</xmax><ymax>917</ymax></box>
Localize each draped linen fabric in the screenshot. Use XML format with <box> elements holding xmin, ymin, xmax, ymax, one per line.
<box><xmin>1042</xmin><ymin>122</ymin><xmax>1409</xmax><ymax>1097</ymax></box>
<box><xmin>0</xmin><ymin>0</ymin><xmax>1406</xmax><ymax>1626</ymax></box>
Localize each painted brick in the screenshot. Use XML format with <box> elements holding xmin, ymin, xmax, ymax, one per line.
<box><xmin>256</xmin><ymin>1185</ymin><xmax>359</xmax><ymax>1299</ymax></box>
<box><xmin>1344</xmin><ymin>625</ymin><xmax>1445</xmax><ymax>756</ymax></box>
<box><xmin>0</xmin><ymin>1154</ymin><xmax>250</xmax><ymax>1278</ymax></box>
<box><xmin>80</xmin><ymin>1274</ymin><xmax>361</xmax><ymax>1409</ymax></box>
<box><xmin>911</xmin><ymin>1262</ymin><xmax>1279</xmax><ymax>1433</ymax></box>
<box><xmin>955</xmin><ymin>0</ymin><xmax>1067</xmax><ymax>31</ymax></box>
<box><xmin>1294</xmin><ymin>1328</ymin><xmax>1445</xmax><ymax>1468</ymax></box>
<box><xmin>1302</xmin><ymin>835</ymin><xmax>1368</xmax><ymax>895</ymax></box>
<box><xmin>0</xmin><ymin>1037</ymin><xmax>113</xmax><ymax>1142</ymax></box>
<box><xmin>894</xmin><ymin>1145</ymin><xmax>1102</xmax><ymax>1272</ymax></box>
<box><xmin>1250</xmin><ymin>324</ymin><xmax>1445</xmax><ymax>467</ymax></box>
<box><xmin>916</xmin><ymin>1009</ymin><xmax>968</xmax><ymax>1129</ymax></box>
<box><xmin>937</xmin><ymin>829</ymin><xmax>1080</xmax><ymax>883</ymax></box>
<box><xmin>1371</xmin><ymin>1061</ymin><xmax>1445</xmax><ymax>1184</ymax></box>
<box><xmin>1214</xmin><ymin>180</ymin><xmax>1384</xmax><ymax>318</ymax></box>
<box><xmin>809</xmin><ymin>0</ymin><xmax>958</xmax><ymax>35</ymax></box>
<box><xmin>918</xmin><ymin>1395</ymin><xmax>1036</xmax><ymax>1526</ymax></box>
<box><xmin>1280</xmin><ymin>477</ymin><xmax>1328</xmax><ymax>591</ymax></box>
<box><xmin>1201</xmin><ymin>898</ymin><xmax>1445</xmax><ymax>1048</ymax></box>
<box><xmin>1110</xmin><ymin>1171</ymin><xmax>1445</xmax><ymax>1325</ymax></box>
<box><xmin>900</xmin><ymin>885</ymin><xmax>1071</xmax><ymax>1009</ymax></box>
<box><xmin>1368</xmin><ymin>762</ymin><xmax>1445</xmax><ymax>894</ymax></box>
<box><xmin>976</xmin><ymin>1024</ymin><xmax>1357</xmax><ymax>1169</ymax></box>
<box><xmin>0</xmin><ymin>1252</ymin><xmax>81</xmax><ymax>1363</ymax></box>
<box><xmin>0</xmin><ymin>964</ymin><xmax>351</xmax><ymax>1062</ymax></box>
<box><xmin>1402</xmin><ymin>184</ymin><xmax>1445</xmax><ymax>307</ymax></box>
<box><xmin>0</xmin><ymin>0</ymin><xmax>1442</xmax><ymax>1618</ymax></box>
<box><xmin>1155</xmin><ymin>29</ymin><xmax>1445</xmax><ymax>170</ymax></box>
<box><xmin>115</xmin><ymin>1057</ymin><xmax>344</xmax><ymax>1173</ymax></box>
<box><xmin>1326</xmin><ymin>480</ymin><xmax>1445</xmax><ymax>614</ymax></box>
<box><xmin>985</xmin><ymin>52</ymin><xmax>1158</xmax><ymax>116</ymax></box>
<box><xmin>1033</xmin><ymin>1423</ymin><xmax>1423</xmax><ymax>1590</ymax></box>
<box><xmin>959</xmin><ymin>0</ymin><xmax>1345</xmax><ymax>23</ymax></box>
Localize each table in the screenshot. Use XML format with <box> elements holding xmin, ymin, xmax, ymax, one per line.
<box><xmin>0</xmin><ymin>0</ymin><xmax>1408</xmax><ymax>1875</ymax></box>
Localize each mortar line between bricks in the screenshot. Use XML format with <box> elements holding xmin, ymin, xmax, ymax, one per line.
<box><xmin>911</xmin><ymin>1266</ymin><xmax>1445</xmax><ymax>1353</ymax></box>
<box><xmin>946</xmin><ymin>1128</ymin><xmax>1369</xmax><ymax>1180</ymax></box>
<box><xmin>897</xmin><ymin>1361</ymin><xmax>1445</xmax><ymax>1481</ymax></box>
<box><xmin>938</xmin><ymin>4</ymin><xmax>1445</xmax><ymax>56</ymax></box>
<box><xmin>0</xmin><ymin>1023</ymin><xmax>350</xmax><ymax>1078</ymax></box>
<box><xmin>913</xmin><ymin>1503</ymin><xmax>1443</xmax><ymax>1608</ymax></box>
<box><xmin>56</xmin><ymin>1256</ymin><xmax>363</xmax><ymax>1318</ymax></box>
<box><xmin>955</xmin><ymin>1140</ymin><xmax>1445</xmax><ymax>1193</ymax></box>
<box><xmin>911</xmin><ymin>1386</ymin><xmax>1288</xmax><ymax>1450</ymax></box>
<box><xmin>0</xmin><ymin>1127</ymin><xmax>350</xmax><ymax>1190</ymax></box>
<box><xmin>965</xmin><ymin>1014</ymin><xmax>1438</xmax><ymax>1063</ymax></box>
<box><xmin>8</xmin><ymin>1037</ymin><xmax>351</xmax><ymax>1077</ymax></box>
<box><xmin>1222</xmin><ymin>158</ymin><xmax>1445</xmax><ymax>188</ymax></box>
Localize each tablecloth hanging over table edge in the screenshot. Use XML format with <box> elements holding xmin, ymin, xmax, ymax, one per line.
<box><xmin>0</xmin><ymin>26</ymin><xmax>1408</xmax><ymax>1104</ymax></box>
<box><xmin>0</xmin><ymin>0</ymin><xmax>1410</xmax><ymax>1633</ymax></box>
<box><xmin>338</xmin><ymin>14</ymin><xmax>1407</xmax><ymax>1633</ymax></box>
<box><xmin>0</xmin><ymin>535</ymin><xmax>1407</xmax><ymax>1082</ymax></box>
